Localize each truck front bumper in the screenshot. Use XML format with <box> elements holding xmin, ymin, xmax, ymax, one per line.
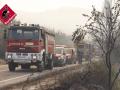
<box><xmin>5</xmin><ymin>52</ymin><xmax>43</xmax><ymax>64</ymax></box>
<box><xmin>6</xmin><ymin>59</ymin><xmax>40</xmax><ymax>64</ymax></box>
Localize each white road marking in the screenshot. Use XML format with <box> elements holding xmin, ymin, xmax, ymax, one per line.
<box><xmin>0</xmin><ymin>65</ymin><xmax>7</xmax><ymax>67</ymax></box>
<box><xmin>0</xmin><ymin>65</ymin><xmax>8</xmax><ymax>72</ymax></box>
<box><xmin>0</xmin><ymin>74</ymin><xmax>30</xmax><ymax>83</ymax></box>
<box><xmin>0</xmin><ymin>69</ymin><xmax>8</xmax><ymax>73</ymax></box>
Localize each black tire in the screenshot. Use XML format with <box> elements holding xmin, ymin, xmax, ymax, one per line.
<box><xmin>21</xmin><ymin>64</ymin><xmax>30</xmax><ymax>69</ymax></box>
<box><xmin>8</xmin><ymin>62</ymin><xmax>16</xmax><ymax>72</ymax></box>
<box><xmin>53</xmin><ymin>59</ymin><xmax>63</xmax><ymax>67</ymax></box>
<box><xmin>37</xmin><ymin>65</ymin><xmax>43</xmax><ymax>72</ymax></box>
<box><xmin>46</xmin><ymin>57</ymin><xmax>53</xmax><ymax>70</ymax></box>
<box><xmin>37</xmin><ymin>62</ymin><xmax>44</xmax><ymax>72</ymax></box>
<box><xmin>43</xmin><ymin>53</ymin><xmax>53</xmax><ymax>70</ymax></box>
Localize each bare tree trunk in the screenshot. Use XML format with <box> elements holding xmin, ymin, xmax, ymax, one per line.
<box><xmin>106</xmin><ymin>52</ymin><xmax>112</xmax><ymax>90</ymax></box>
<box><xmin>108</xmin><ymin>63</ymin><xmax>112</xmax><ymax>90</ymax></box>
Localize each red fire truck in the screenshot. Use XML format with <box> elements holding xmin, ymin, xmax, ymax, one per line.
<box><xmin>5</xmin><ymin>24</ymin><xmax>55</xmax><ymax>72</ymax></box>
<box><xmin>54</xmin><ymin>45</ymin><xmax>66</xmax><ymax>66</ymax></box>
<box><xmin>65</xmin><ymin>46</ymin><xmax>75</xmax><ymax>64</ymax></box>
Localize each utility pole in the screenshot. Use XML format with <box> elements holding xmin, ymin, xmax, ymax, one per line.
<box><xmin>104</xmin><ymin>0</ymin><xmax>112</xmax><ymax>18</ymax></box>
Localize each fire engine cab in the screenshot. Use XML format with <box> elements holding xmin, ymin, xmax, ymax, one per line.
<box><xmin>5</xmin><ymin>24</ymin><xmax>55</xmax><ymax>72</ymax></box>
<box><xmin>54</xmin><ymin>45</ymin><xmax>66</xmax><ymax>66</ymax></box>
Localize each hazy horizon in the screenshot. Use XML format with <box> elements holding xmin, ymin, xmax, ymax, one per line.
<box><xmin>15</xmin><ymin>7</ymin><xmax>90</xmax><ymax>35</ymax></box>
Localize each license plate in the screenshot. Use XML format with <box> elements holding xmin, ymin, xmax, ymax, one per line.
<box><xmin>17</xmin><ymin>56</ymin><xmax>25</xmax><ymax>58</ymax></box>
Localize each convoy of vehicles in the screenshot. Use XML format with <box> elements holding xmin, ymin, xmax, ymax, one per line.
<box><xmin>65</xmin><ymin>46</ymin><xmax>75</xmax><ymax>64</ymax></box>
<box><xmin>4</xmin><ymin>24</ymin><xmax>82</xmax><ymax>71</ymax></box>
<box><xmin>5</xmin><ymin>24</ymin><xmax>55</xmax><ymax>71</ymax></box>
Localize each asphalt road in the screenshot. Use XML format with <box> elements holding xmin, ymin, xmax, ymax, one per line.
<box><xmin>0</xmin><ymin>56</ymin><xmax>100</xmax><ymax>89</ymax></box>
<box><xmin>0</xmin><ymin>65</ymin><xmax>36</xmax><ymax>81</ymax></box>
<box><xmin>0</xmin><ymin>56</ymin><xmax>100</xmax><ymax>81</ymax></box>
<box><xmin>0</xmin><ymin>65</ymin><xmax>37</xmax><ymax>88</ymax></box>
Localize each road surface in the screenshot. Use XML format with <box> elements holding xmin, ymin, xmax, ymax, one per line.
<box><xmin>0</xmin><ymin>64</ymin><xmax>80</xmax><ymax>89</ymax></box>
<box><xmin>0</xmin><ymin>57</ymin><xmax>99</xmax><ymax>89</ymax></box>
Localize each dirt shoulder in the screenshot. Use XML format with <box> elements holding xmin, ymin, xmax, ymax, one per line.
<box><xmin>0</xmin><ymin>59</ymin><xmax>6</xmax><ymax>65</ymax></box>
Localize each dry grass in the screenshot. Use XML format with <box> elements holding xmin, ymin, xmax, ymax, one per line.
<box><xmin>50</xmin><ymin>62</ymin><xmax>107</xmax><ymax>90</ymax></box>
<box><xmin>46</xmin><ymin>61</ymin><xmax>120</xmax><ymax>90</ymax></box>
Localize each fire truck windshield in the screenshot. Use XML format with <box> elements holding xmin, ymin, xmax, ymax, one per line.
<box><xmin>65</xmin><ymin>49</ymin><xmax>72</xmax><ymax>54</ymax></box>
<box><xmin>8</xmin><ymin>29</ymin><xmax>39</xmax><ymax>40</ymax></box>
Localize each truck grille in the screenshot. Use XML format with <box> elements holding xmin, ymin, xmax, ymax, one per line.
<box><xmin>23</xmin><ymin>53</ymin><xmax>28</xmax><ymax>56</ymax></box>
<box><xmin>16</xmin><ymin>53</ymin><xmax>21</xmax><ymax>56</ymax></box>
<box><xmin>16</xmin><ymin>53</ymin><xmax>28</xmax><ymax>56</ymax></box>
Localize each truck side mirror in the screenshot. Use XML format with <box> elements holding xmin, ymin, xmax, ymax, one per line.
<box><xmin>41</xmin><ymin>29</ymin><xmax>45</xmax><ymax>38</ymax></box>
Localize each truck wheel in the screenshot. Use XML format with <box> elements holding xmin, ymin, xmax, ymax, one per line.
<box><xmin>47</xmin><ymin>59</ymin><xmax>53</xmax><ymax>70</ymax></box>
<box><xmin>47</xmin><ymin>54</ymin><xmax>53</xmax><ymax>69</ymax></box>
<box><xmin>8</xmin><ymin>62</ymin><xmax>16</xmax><ymax>72</ymax></box>
<box><xmin>21</xmin><ymin>64</ymin><xmax>30</xmax><ymax>69</ymax></box>
<box><xmin>37</xmin><ymin>62</ymin><xmax>44</xmax><ymax>72</ymax></box>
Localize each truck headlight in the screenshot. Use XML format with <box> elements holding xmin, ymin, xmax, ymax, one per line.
<box><xmin>31</xmin><ymin>54</ymin><xmax>37</xmax><ymax>59</ymax></box>
<box><xmin>58</xmin><ymin>56</ymin><xmax>62</xmax><ymax>60</ymax></box>
<box><xmin>32</xmin><ymin>55</ymin><xmax>37</xmax><ymax>59</ymax></box>
<box><xmin>7</xmin><ymin>55</ymin><xmax>12</xmax><ymax>59</ymax></box>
